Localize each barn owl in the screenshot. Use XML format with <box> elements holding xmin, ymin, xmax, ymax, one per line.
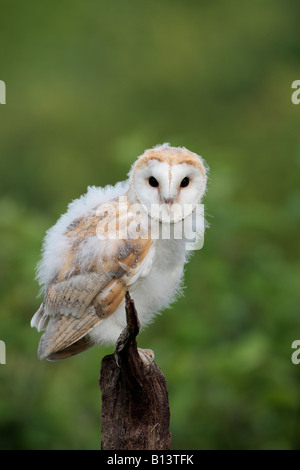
<box><xmin>31</xmin><ymin>144</ymin><xmax>208</xmax><ymax>361</ymax></box>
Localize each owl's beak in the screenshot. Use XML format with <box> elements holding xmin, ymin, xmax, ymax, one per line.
<box><xmin>163</xmin><ymin>197</ymin><xmax>174</xmax><ymax>205</ymax></box>
<box><xmin>163</xmin><ymin>197</ymin><xmax>175</xmax><ymax>215</ymax></box>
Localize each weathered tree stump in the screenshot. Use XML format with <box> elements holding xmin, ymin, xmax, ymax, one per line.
<box><xmin>99</xmin><ymin>291</ymin><xmax>172</xmax><ymax>450</ymax></box>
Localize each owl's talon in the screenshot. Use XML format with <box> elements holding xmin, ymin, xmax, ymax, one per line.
<box><xmin>138</xmin><ymin>347</ymin><xmax>155</xmax><ymax>366</ymax></box>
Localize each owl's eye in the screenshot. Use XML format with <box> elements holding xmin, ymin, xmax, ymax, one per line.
<box><xmin>180</xmin><ymin>177</ymin><xmax>190</xmax><ymax>188</ymax></box>
<box><xmin>149</xmin><ymin>176</ymin><xmax>159</xmax><ymax>187</ymax></box>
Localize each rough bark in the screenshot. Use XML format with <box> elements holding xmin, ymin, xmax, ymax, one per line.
<box><xmin>99</xmin><ymin>291</ymin><xmax>171</xmax><ymax>450</ymax></box>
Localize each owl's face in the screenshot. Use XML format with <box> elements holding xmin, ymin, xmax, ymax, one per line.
<box><xmin>131</xmin><ymin>144</ymin><xmax>207</xmax><ymax>222</ymax></box>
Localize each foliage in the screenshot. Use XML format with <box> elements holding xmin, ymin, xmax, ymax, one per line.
<box><xmin>0</xmin><ymin>0</ymin><xmax>300</xmax><ymax>449</ymax></box>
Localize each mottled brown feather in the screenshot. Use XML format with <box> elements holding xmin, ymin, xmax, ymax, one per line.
<box><xmin>36</xmin><ymin>198</ymin><xmax>153</xmax><ymax>360</ymax></box>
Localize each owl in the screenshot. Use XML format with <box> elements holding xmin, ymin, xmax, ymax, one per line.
<box><xmin>31</xmin><ymin>144</ymin><xmax>208</xmax><ymax>361</ymax></box>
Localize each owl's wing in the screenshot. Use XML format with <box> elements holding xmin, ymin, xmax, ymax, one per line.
<box><xmin>32</xmin><ymin>201</ymin><xmax>153</xmax><ymax>360</ymax></box>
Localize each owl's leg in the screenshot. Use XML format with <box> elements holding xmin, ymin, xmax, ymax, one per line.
<box><xmin>138</xmin><ymin>348</ymin><xmax>155</xmax><ymax>366</ymax></box>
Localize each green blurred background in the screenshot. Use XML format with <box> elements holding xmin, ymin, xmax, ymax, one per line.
<box><xmin>1</xmin><ymin>0</ymin><xmax>300</xmax><ymax>450</ymax></box>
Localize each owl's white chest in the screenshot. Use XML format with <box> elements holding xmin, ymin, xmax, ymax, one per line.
<box><xmin>90</xmin><ymin>236</ymin><xmax>187</xmax><ymax>346</ymax></box>
<box><xmin>132</xmin><ymin>236</ymin><xmax>186</xmax><ymax>315</ymax></box>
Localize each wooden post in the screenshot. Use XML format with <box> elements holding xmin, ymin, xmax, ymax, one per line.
<box><xmin>99</xmin><ymin>292</ymin><xmax>172</xmax><ymax>450</ymax></box>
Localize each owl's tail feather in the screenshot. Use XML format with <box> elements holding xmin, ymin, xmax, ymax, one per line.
<box><xmin>35</xmin><ymin>304</ymin><xmax>101</xmax><ymax>361</ymax></box>
<box><xmin>43</xmin><ymin>335</ymin><xmax>94</xmax><ymax>361</ymax></box>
